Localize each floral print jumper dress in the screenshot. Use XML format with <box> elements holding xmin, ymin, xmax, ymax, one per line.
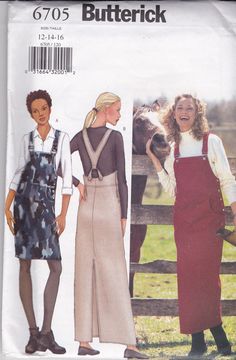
<box><xmin>14</xmin><ymin>130</ymin><xmax>61</xmax><ymax>260</ymax></box>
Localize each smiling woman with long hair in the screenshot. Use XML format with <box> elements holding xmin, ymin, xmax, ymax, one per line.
<box><xmin>146</xmin><ymin>94</ymin><xmax>236</xmax><ymax>356</ymax></box>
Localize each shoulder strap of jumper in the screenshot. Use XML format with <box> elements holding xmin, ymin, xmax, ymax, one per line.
<box><xmin>82</xmin><ymin>128</ymin><xmax>112</xmax><ymax>180</ymax></box>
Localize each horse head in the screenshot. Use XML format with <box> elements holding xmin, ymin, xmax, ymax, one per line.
<box><xmin>133</xmin><ymin>104</ymin><xmax>170</xmax><ymax>164</ymax></box>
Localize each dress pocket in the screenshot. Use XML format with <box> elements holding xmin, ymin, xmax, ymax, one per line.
<box><xmin>16</xmin><ymin>181</ymin><xmax>27</xmax><ymax>195</ymax></box>
<box><xmin>46</xmin><ymin>187</ymin><xmax>56</xmax><ymax>201</ymax></box>
<box><xmin>174</xmin><ymin>198</ymin><xmax>213</xmax><ymax>231</ymax></box>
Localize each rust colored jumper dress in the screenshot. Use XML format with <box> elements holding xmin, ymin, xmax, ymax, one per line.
<box><xmin>173</xmin><ymin>133</ymin><xmax>225</xmax><ymax>334</ymax></box>
<box><xmin>74</xmin><ymin>128</ymin><xmax>136</xmax><ymax>345</ymax></box>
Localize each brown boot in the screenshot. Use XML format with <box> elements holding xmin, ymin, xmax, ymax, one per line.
<box><xmin>25</xmin><ymin>327</ymin><xmax>40</xmax><ymax>354</ymax></box>
<box><xmin>37</xmin><ymin>330</ymin><xmax>66</xmax><ymax>354</ymax></box>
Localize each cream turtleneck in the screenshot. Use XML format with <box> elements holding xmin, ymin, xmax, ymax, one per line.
<box><xmin>157</xmin><ymin>130</ymin><xmax>236</xmax><ymax>204</ymax></box>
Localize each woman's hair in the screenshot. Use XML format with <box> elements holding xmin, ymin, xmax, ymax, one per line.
<box><xmin>83</xmin><ymin>92</ymin><xmax>120</xmax><ymax>129</ymax></box>
<box><xmin>162</xmin><ymin>94</ymin><xmax>209</xmax><ymax>144</ymax></box>
<box><xmin>26</xmin><ymin>90</ymin><xmax>52</xmax><ymax>114</ymax></box>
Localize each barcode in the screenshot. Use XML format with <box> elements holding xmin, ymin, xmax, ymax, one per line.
<box><xmin>28</xmin><ymin>46</ymin><xmax>73</xmax><ymax>73</ymax></box>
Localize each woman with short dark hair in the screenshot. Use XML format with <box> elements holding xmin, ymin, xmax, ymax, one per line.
<box><xmin>5</xmin><ymin>89</ymin><xmax>72</xmax><ymax>354</ymax></box>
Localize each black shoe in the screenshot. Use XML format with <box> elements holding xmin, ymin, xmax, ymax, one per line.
<box><xmin>188</xmin><ymin>331</ymin><xmax>207</xmax><ymax>357</ymax></box>
<box><xmin>25</xmin><ymin>327</ymin><xmax>40</xmax><ymax>354</ymax></box>
<box><xmin>124</xmin><ymin>348</ymin><xmax>149</xmax><ymax>359</ymax></box>
<box><xmin>188</xmin><ymin>344</ymin><xmax>207</xmax><ymax>357</ymax></box>
<box><xmin>78</xmin><ymin>346</ymin><xmax>100</xmax><ymax>355</ymax></box>
<box><xmin>37</xmin><ymin>330</ymin><xmax>66</xmax><ymax>354</ymax></box>
<box><xmin>218</xmin><ymin>344</ymin><xmax>232</xmax><ymax>356</ymax></box>
<box><xmin>210</xmin><ymin>323</ymin><xmax>231</xmax><ymax>356</ymax></box>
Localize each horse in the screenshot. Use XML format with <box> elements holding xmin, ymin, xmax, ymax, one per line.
<box><xmin>130</xmin><ymin>102</ymin><xmax>170</xmax><ymax>296</ymax></box>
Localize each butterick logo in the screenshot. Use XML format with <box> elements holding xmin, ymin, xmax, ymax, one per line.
<box><xmin>82</xmin><ymin>4</ymin><xmax>167</xmax><ymax>23</ymax></box>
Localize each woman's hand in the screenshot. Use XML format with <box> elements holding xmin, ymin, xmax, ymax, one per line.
<box><xmin>55</xmin><ymin>213</ymin><xmax>66</xmax><ymax>236</ymax></box>
<box><xmin>121</xmin><ymin>218</ymin><xmax>127</xmax><ymax>237</ymax></box>
<box><xmin>146</xmin><ymin>138</ymin><xmax>163</xmax><ymax>172</ymax></box>
<box><xmin>77</xmin><ymin>182</ymin><xmax>86</xmax><ymax>201</ymax></box>
<box><xmin>5</xmin><ymin>209</ymin><xmax>15</xmax><ymax>235</ymax></box>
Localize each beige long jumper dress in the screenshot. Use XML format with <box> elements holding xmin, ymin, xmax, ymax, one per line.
<box><xmin>74</xmin><ymin>128</ymin><xmax>136</xmax><ymax>345</ymax></box>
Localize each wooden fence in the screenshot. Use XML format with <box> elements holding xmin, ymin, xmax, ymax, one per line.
<box><xmin>130</xmin><ymin>155</ymin><xmax>236</xmax><ymax>316</ymax></box>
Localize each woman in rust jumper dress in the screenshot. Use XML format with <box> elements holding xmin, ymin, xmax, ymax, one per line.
<box><xmin>70</xmin><ymin>92</ymin><xmax>148</xmax><ymax>359</ymax></box>
<box><xmin>146</xmin><ymin>94</ymin><xmax>236</xmax><ymax>356</ymax></box>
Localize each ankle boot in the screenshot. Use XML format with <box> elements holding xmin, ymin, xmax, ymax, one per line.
<box><xmin>25</xmin><ymin>327</ymin><xmax>40</xmax><ymax>354</ymax></box>
<box><xmin>188</xmin><ymin>331</ymin><xmax>207</xmax><ymax>356</ymax></box>
<box><xmin>37</xmin><ymin>330</ymin><xmax>66</xmax><ymax>354</ymax></box>
<box><xmin>210</xmin><ymin>324</ymin><xmax>231</xmax><ymax>356</ymax></box>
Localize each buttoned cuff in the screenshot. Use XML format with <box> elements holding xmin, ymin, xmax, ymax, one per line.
<box><xmin>157</xmin><ymin>169</ymin><xmax>167</xmax><ymax>180</ymax></box>
<box><xmin>9</xmin><ymin>182</ymin><xmax>18</xmax><ymax>191</ymax></box>
<box><xmin>62</xmin><ymin>187</ymin><xmax>73</xmax><ymax>195</ymax></box>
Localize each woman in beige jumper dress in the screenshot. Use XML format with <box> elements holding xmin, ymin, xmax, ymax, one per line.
<box><xmin>71</xmin><ymin>92</ymin><xmax>148</xmax><ymax>359</ymax></box>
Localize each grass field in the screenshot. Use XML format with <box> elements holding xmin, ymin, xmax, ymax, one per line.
<box><xmin>132</xmin><ymin>177</ymin><xmax>236</xmax><ymax>359</ymax></box>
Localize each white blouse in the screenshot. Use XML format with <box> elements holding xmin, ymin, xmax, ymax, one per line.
<box><xmin>10</xmin><ymin>127</ymin><xmax>73</xmax><ymax>195</ymax></box>
<box><xmin>158</xmin><ymin>130</ymin><xmax>236</xmax><ymax>204</ymax></box>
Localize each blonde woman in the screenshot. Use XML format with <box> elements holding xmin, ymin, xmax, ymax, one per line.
<box><xmin>70</xmin><ymin>92</ymin><xmax>148</xmax><ymax>359</ymax></box>
<box><xmin>146</xmin><ymin>94</ymin><xmax>236</xmax><ymax>356</ymax></box>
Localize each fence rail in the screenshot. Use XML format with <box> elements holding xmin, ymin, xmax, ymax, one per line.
<box><xmin>130</xmin><ymin>260</ymin><xmax>236</xmax><ymax>275</ymax></box>
<box><xmin>131</xmin><ymin>299</ymin><xmax>236</xmax><ymax>317</ymax></box>
<box><xmin>131</xmin><ymin>204</ymin><xmax>234</xmax><ymax>225</ymax></box>
<box><xmin>132</xmin><ymin>155</ymin><xmax>236</xmax><ymax>176</ymax></box>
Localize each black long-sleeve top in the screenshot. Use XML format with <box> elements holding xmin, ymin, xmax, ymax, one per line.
<box><xmin>70</xmin><ymin>126</ymin><xmax>128</xmax><ymax>219</ymax></box>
